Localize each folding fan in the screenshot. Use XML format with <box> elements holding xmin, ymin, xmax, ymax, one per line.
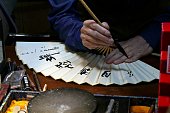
<box><xmin>15</xmin><ymin>42</ymin><xmax>159</xmax><ymax>85</ymax></box>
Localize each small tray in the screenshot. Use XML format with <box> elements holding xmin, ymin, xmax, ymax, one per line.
<box><xmin>0</xmin><ymin>90</ymin><xmax>158</xmax><ymax>113</ymax></box>
<box><xmin>0</xmin><ymin>90</ymin><xmax>39</xmax><ymax>113</ymax></box>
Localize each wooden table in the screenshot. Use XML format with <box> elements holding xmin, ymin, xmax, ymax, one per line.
<box><xmin>5</xmin><ymin>45</ymin><xmax>160</xmax><ymax>98</ymax></box>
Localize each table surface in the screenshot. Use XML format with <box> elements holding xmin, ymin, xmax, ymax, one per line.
<box><xmin>5</xmin><ymin>45</ymin><xmax>160</xmax><ymax>98</ymax></box>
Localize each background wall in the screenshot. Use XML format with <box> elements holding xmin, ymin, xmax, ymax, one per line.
<box><xmin>12</xmin><ymin>0</ymin><xmax>53</xmax><ymax>34</ymax></box>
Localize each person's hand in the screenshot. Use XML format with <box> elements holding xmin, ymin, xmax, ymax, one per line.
<box><xmin>80</xmin><ymin>20</ymin><xmax>114</xmax><ymax>49</ymax></box>
<box><xmin>105</xmin><ymin>35</ymin><xmax>153</xmax><ymax>64</ymax></box>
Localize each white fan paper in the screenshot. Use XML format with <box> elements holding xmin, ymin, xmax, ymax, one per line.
<box><xmin>15</xmin><ymin>41</ymin><xmax>160</xmax><ymax>85</ymax></box>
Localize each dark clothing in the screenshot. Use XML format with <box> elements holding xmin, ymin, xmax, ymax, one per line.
<box><xmin>48</xmin><ymin>0</ymin><xmax>170</xmax><ymax>51</ymax></box>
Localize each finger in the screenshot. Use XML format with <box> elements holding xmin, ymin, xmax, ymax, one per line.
<box><xmin>90</xmin><ymin>23</ymin><xmax>112</xmax><ymax>38</ymax></box>
<box><xmin>83</xmin><ymin>20</ymin><xmax>96</xmax><ymax>26</ymax></box>
<box><xmin>102</xmin><ymin>22</ymin><xmax>110</xmax><ymax>30</ymax></box>
<box><xmin>125</xmin><ymin>56</ymin><xmax>139</xmax><ymax>63</ymax></box>
<box><xmin>105</xmin><ymin>49</ymin><xmax>127</xmax><ymax>64</ymax></box>
<box><xmin>122</xmin><ymin>46</ymin><xmax>134</xmax><ymax>58</ymax></box>
<box><xmin>105</xmin><ymin>49</ymin><xmax>118</xmax><ymax>60</ymax></box>
<box><xmin>81</xmin><ymin>34</ymin><xmax>113</xmax><ymax>47</ymax></box>
<box><xmin>87</xmin><ymin>28</ymin><xmax>113</xmax><ymax>45</ymax></box>
<box><xmin>82</xmin><ymin>38</ymin><xmax>97</xmax><ymax>49</ymax></box>
<box><xmin>113</xmin><ymin>55</ymin><xmax>127</xmax><ymax>64</ymax></box>
<box><xmin>82</xmin><ymin>20</ymin><xmax>114</xmax><ymax>46</ymax></box>
<box><xmin>82</xmin><ymin>35</ymin><xmax>113</xmax><ymax>49</ymax></box>
<box><xmin>81</xmin><ymin>26</ymin><xmax>113</xmax><ymax>46</ymax></box>
<box><xmin>84</xmin><ymin>20</ymin><xmax>110</xmax><ymax>32</ymax></box>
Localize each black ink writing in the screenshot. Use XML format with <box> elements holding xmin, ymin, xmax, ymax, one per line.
<box><xmin>39</xmin><ymin>52</ymin><xmax>59</xmax><ymax>62</ymax></box>
<box><xmin>80</xmin><ymin>68</ymin><xmax>91</xmax><ymax>75</ymax></box>
<box><xmin>20</xmin><ymin>46</ymin><xmax>59</xmax><ymax>55</ymax></box>
<box><xmin>127</xmin><ymin>70</ymin><xmax>133</xmax><ymax>77</ymax></box>
<box><xmin>55</xmin><ymin>60</ymin><xmax>74</xmax><ymax>68</ymax></box>
<box><xmin>101</xmin><ymin>71</ymin><xmax>111</xmax><ymax>78</ymax></box>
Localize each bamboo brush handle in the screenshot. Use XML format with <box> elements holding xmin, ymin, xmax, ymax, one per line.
<box><xmin>78</xmin><ymin>0</ymin><xmax>103</xmax><ymax>26</ymax></box>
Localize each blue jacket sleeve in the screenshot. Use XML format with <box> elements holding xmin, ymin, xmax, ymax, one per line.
<box><xmin>48</xmin><ymin>0</ymin><xmax>88</xmax><ymax>51</ymax></box>
<box><xmin>140</xmin><ymin>2</ymin><xmax>170</xmax><ymax>49</ymax></box>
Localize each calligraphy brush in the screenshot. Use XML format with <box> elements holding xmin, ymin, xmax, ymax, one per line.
<box><xmin>78</xmin><ymin>0</ymin><xmax>128</xmax><ymax>58</ymax></box>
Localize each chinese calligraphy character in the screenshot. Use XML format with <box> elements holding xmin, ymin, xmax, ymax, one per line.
<box><xmin>55</xmin><ymin>62</ymin><xmax>63</xmax><ymax>68</ymax></box>
<box><xmin>39</xmin><ymin>54</ymin><xmax>56</xmax><ymax>62</ymax></box>
<box><xmin>55</xmin><ymin>60</ymin><xmax>74</xmax><ymax>68</ymax></box>
<box><xmin>101</xmin><ymin>71</ymin><xmax>111</xmax><ymax>78</ymax></box>
<box><xmin>127</xmin><ymin>70</ymin><xmax>133</xmax><ymax>77</ymax></box>
<box><xmin>80</xmin><ymin>68</ymin><xmax>91</xmax><ymax>75</ymax></box>
<box><xmin>63</xmin><ymin>60</ymin><xmax>74</xmax><ymax>68</ymax></box>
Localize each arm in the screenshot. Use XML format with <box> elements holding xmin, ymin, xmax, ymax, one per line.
<box><xmin>48</xmin><ymin>0</ymin><xmax>87</xmax><ymax>51</ymax></box>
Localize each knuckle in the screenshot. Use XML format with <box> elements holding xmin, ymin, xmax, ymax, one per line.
<box><xmin>93</xmin><ymin>30</ymin><xmax>98</xmax><ymax>37</ymax></box>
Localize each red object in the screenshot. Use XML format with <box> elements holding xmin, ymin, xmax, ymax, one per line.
<box><xmin>0</xmin><ymin>84</ymin><xmax>10</xmax><ymax>103</ymax></box>
<box><xmin>158</xmin><ymin>22</ymin><xmax>170</xmax><ymax>113</ymax></box>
